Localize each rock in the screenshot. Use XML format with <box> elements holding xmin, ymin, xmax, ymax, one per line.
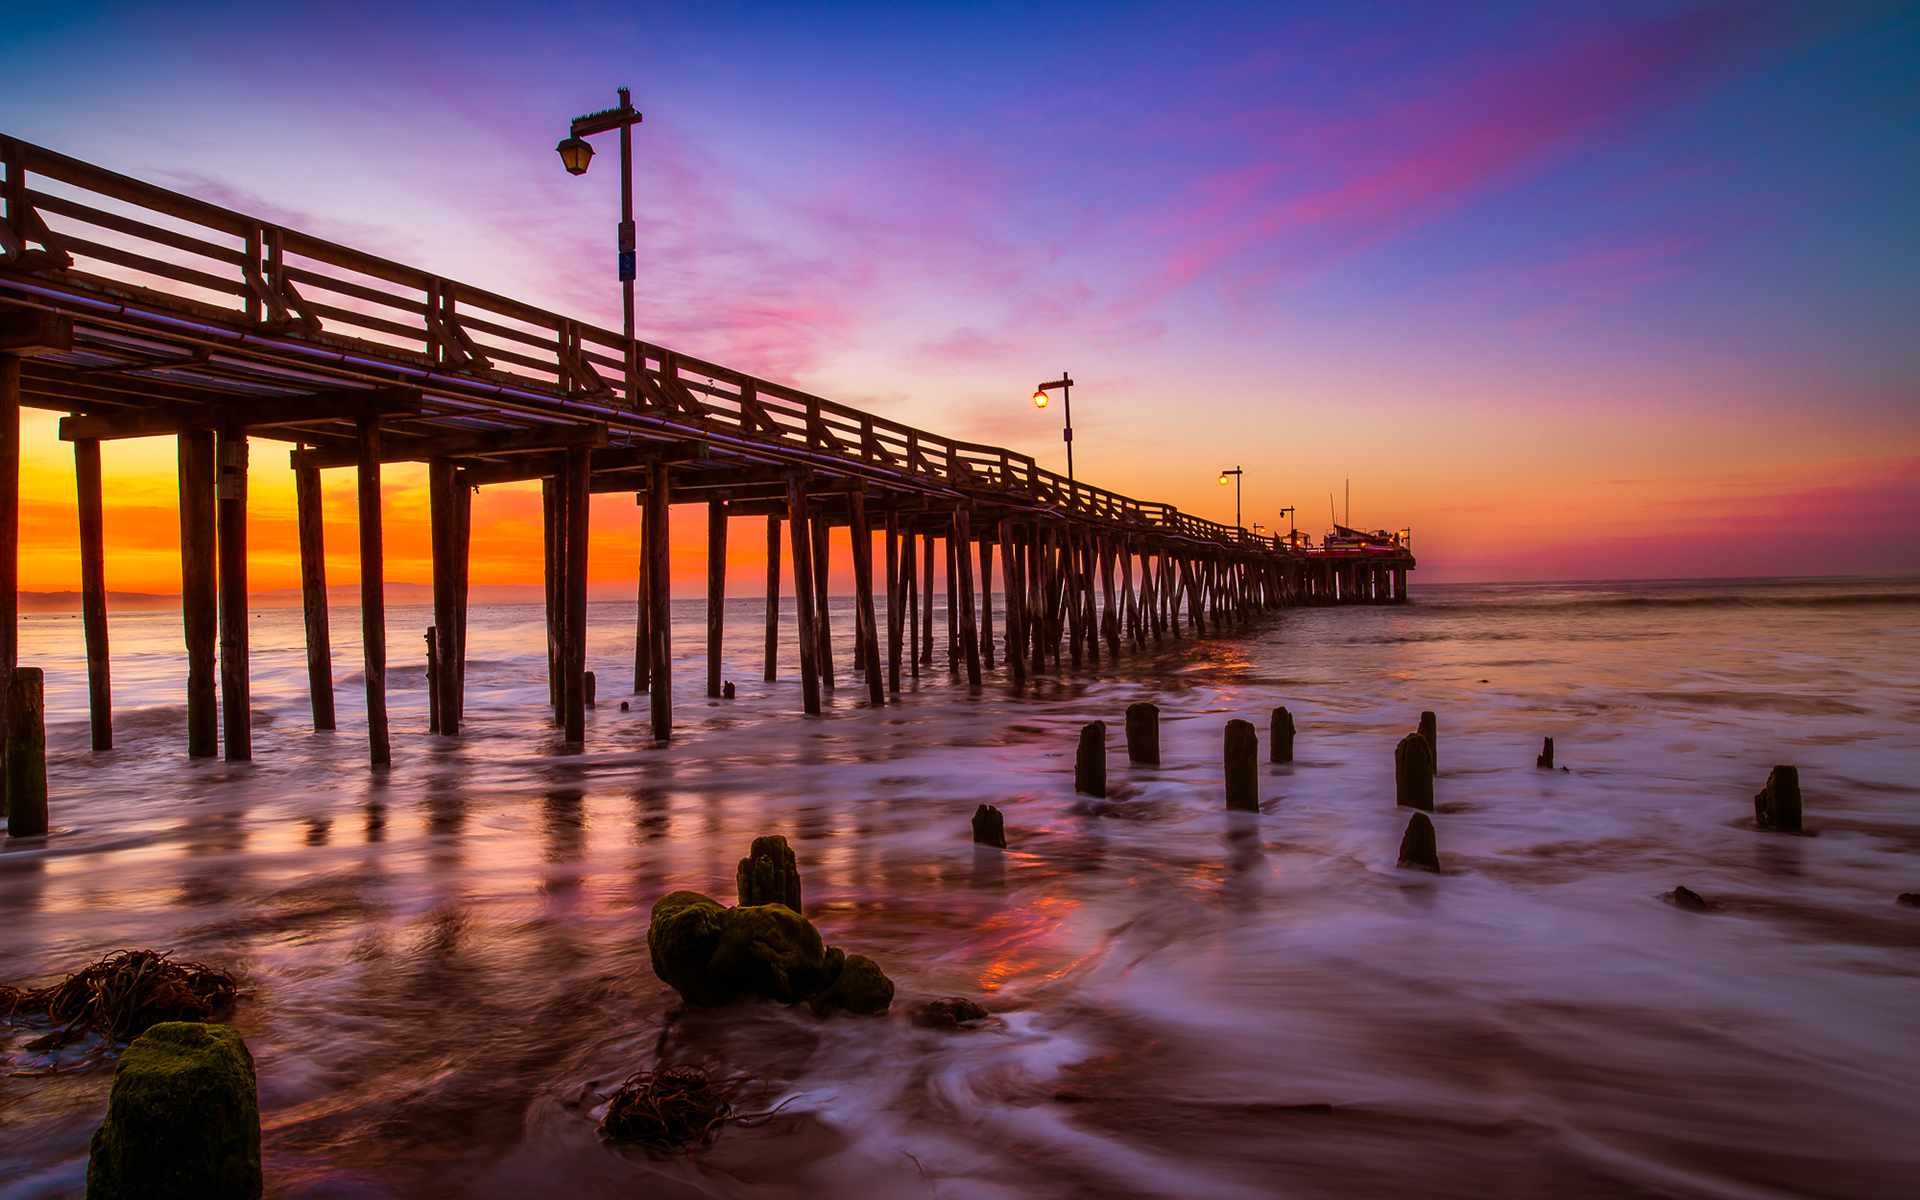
<box><xmin>972</xmin><ymin>803</ymin><xmax>1006</xmax><ymax>848</ymax></box>
<box><xmin>1897</xmin><ymin>893</ymin><xmax>1919</xmax><ymax>909</ymax></box>
<box><xmin>1418</xmin><ymin>710</ymin><xmax>1437</xmax><ymax>775</ymax></box>
<box><xmin>1396</xmin><ymin>811</ymin><xmax>1439</xmax><ymax>872</ymax></box>
<box><xmin>1669</xmin><ymin>886</ymin><xmax>1709</xmax><ymax>911</ymax></box>
<box><xmin>1224</xmin><ymin>719</ymin><xmax>1258</xmax><ymax>811</ymax></box>
<box><xmin>86</xmin><ymin>1021</ymin><xmax>261</xmax><ymax>1200</ymax></box>
<box><xmin>1124</xmin><ymin>703</ymin><xmax>1160</xmax><ymax>764</ymax></box>
<box><xmin>1270</xmin><ymin>707</ymin><xmax>1295</xmax><ymax>764</ymax></box>
<box><xmin>1754</xmin><ymin>765</ymin><xmax>1802</xmax><ymax>831</ymax></box>
<box><xmin>647</xmin><ymin>891</ymin><xmax>736</xmax><ymax>1007</ymax></box>
<box><xmin>1394</xmin><ymin>733</ymin><xmax>1434</xmax><ymax>811</ymax></box>
<box><xmin>1536</xmin><ymin>737</ymin><xmax>1554</xmax><ymax>769</ymax></box>
<box><xmin>911</xmin><ymin>997</ymin><xmax>990</xmax><ymax>1028</ymax></box>
<box><xmin>1075</xmin><ymin>721</ymin><xmax>1107</xmax><ymax>798</ymax></box>
<box><xmin>808</xmin><ymin>953</ymin><xmax>893</xmax><ymax>1016</ymax></box>
<box><xmin>709</xmin><ymin>904</ymin><xmax>829</xmax><ymax>1004</ymax></box>
<box><xmin>737</xmin><ymin>834</ymin><xmax>802</xmax><ymax>911</ymax></box>
<box><xmin>619</xmin><ymin>700</ymin><xmax>630</xmax><ymax>712</ymax></box>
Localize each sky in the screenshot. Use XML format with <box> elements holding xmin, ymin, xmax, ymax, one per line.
<box><xmin>2</xmin><ymin>0</ymin><xmax>1916</xmax><ymax>594</ymax></box>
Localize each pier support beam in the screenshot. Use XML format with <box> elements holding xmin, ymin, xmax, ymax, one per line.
<box><xmin>787</xmin><ymin>474</ymin><xmax>820</xmax><ymax>715</ymax></box>
<box><xmin>885</xmin><ymin>508</ymin><xmax>902</xmax><ymax>693</ymax></box>
<box><xmin>294</xmin><ymin>464</ymin><xmax>335</xmax><ymax>730</ymax></box>
<box><xmin>355</xmin><ymin>417</ymin><xmax>390</xmax><ymax>766</ymax></box>
<box><xmin>954</xmin><ymin>509</ymin><xmax>980</xmax><ymax>686</ymax></box>
<box><xmin>562</xmin><ymin>445</ymin><xmax>589</xmax><ymax>743</ymax></box>
<box><xmin>633</xmin><ymin>487</ymin><xmax>651</xmax><ymax>693</ymax></box>
<box><xmin>74</xmin><ymin>438</ymin><xmax>111</xmax><ymax>750</ymax></box>
<box><xmin>763</xmin><ymin>514</ymin><xmax>780</xmax><ymax>682</ymax></box>
<box><xmin>1001</xmin><ymin>519</ymin><xmax>1026</xmax><ymax>685</ymax></box>
<box><xmin>849</xmin><ymin>489</ymin><xmax>883</xmax><ymax>705</ymax></box>
<box><xmin>177</xmin><ymin>429</ymin><xmax>217</xmax><ymax>758</ymax></box>
<box><xmin>920</xmin><ymin>533</ymin><xmax>935</xmax><ymax>667</ymax></box>
<box><xmin>707</xmin><ymin>499</ymin><xmax>727</xmax><ymax>699</ymax></box>
<box><xmin>216</xmin><ymin>427</ymin><xmax>250</xmax><ymax>761</ymax></box>
<box><xmin>646</xmin><ymin>459</ymin><xmax>671</xmax><ymax>739</ymax></box>
<box><xmin>903</xmin><ymin>527</ymin><xmax>920</xmax><ymax>678</ymax></box>
<box><xmin>428</xmin><ymin>459</ymin><xmax>460</xmax><ymax>735</ymax></box>
<box><xmin>979</xmin><ymin>534</ymin><xmax>995</xmax><ymax>671</ymax></box>
<box><xmin>811</xmin><ymin>511</ymin><xmax>833</xmax><ymax>689</ymax></box>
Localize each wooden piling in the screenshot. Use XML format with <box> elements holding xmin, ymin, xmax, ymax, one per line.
<box><xmin>177</xmin><ymin>429</ymin><xmax>217</xmax><ymax>758</ymax></box>
<box><xmin>425</xmin><ymin>626</ymin><xmax>440</xmax><ymax>734</ymax></box>
<box><xmin>920</xmin><ymin>531</ymin><xmax>935</xmax><ymax>667</ymax></box>
<box><xmin>787</xmin><ymin>473</ymin><xmax>820</xmax><ymax>715</ymax></box>
<box><xmin>903</xmin><ymin>526</ymin><xmax>920</xmax><ymax>678</ymax></box>
<box><xmin>707</xmin><ymin>499</ymin><xmax>727</xmax><ymax>699</ymax></box>
<box><xmin>1100</xmin><ymin>535</ymin><xmax>1120</xmax><ymax>660</ymax></box>
<box><xmin>354</xmin><ymin>416</ymin><xmax>390</xmax><ymax>766</ymax></box>
<box><xmin>0</xmin><ymin>356</ymin><xmax>15</xmax><ymax>694</ymax></box>
<box><xmin>74</xmin><ymin>437</ymin><xmax>111</xmax><ymax>750</ymax></box>
<box><xmin>646</xmin><ymin>459</ymin><xmax>671</xmax><ymax>739</ymax></box>
<box><xmin>1125</xmin><ymin>702</ymin><xmax>1159</xmax><ymax>764</ymax></box>
<box><xmin>1000</xmin><ymin>519</ymin><xmax>1027</xmax><ymax>685</ymax></box>
<box><xmin>428</xmin><ymin>459</ymin><xmax>459</xmax><ymax>735</ymax></box>
<box><xmin>1075</xmin><ymin>720</ymin><xmax>1107</xmax><ymax>798</ymax></box>
<box><xmin>954</xmin><ymin>509</ymin><xmax>981</xmax><ymax>686</ymax></box>
<box><xmin>452</xmin><ymin>471</ymin><xmax>470</xmax><ymax>724</ymax></box>
<box><xmin>1395</xmin><ymin>733</ymin><xmax>1433</xmax><ymax>811</ymax></box>
<box><xmin>885</xmin><ymin>508</ymin><xmax>902</xmax><ymax>693</ymax></box>
<box><xmin>1754</xmin><ymin>765</ymin><xmax>1802</xmax><ymax>831</ymax></box>
<box><xmin>543</xmin><ymin>477</ymin><xmax>561</xmax><ymax>707</ymax></box>
<box><xmin>979</xmin><ymin>534</ymin><xmax>995</xmax><ymax>671</ymax></box>
<box><xmin>849</xmin><ymin>489</ymin><xmax>883</xmax><ymax>705</ymax></box>
<box><xmin>811</xmin><ymin>511</ymin><xmax>834</xmax><ymax>689</ymax></box>
<box><xmin>293</xmin><ymin>464</ymin><xmax>334</xmax><ymax>730</ymax></box>
<box><xmin>1418</xmin><ymin>710</ymin><xmax>1437</xmax><ymax>775</ymax></box>
<box><xmin>633</xmin><ymin>487</ymin><xmax>652</xmax><ymax>693</ymax></box>
<box><xmin>972</xmin><ymin>803</ymin><xmax>1006</xmax><ymax>848</ymax></box>
<box><xmin>1536</xmin><ymin>737</ymin><xmax>1554</xmax><ymax>769</ymax></box>
<box><xmin>764</xmin><ymin>514</ymin><xmax>780</xmax><ymax>682</ymax></box>
<box><xmin>1271</xmin><ymin>707</ymin><xmax>1295</xmax><ymax>763</ymax></box>
<box><xmin>946</xmin><ymin>530</ymin><xmax>961</xmax><ymax>676</ymax></box>
<box><xmin>216</xmin><ymin>428</ymin><xmax>250</xmax><ymax>761</ymax></box>
<box><xmin>4</xmin><ymin>668</ymin><xmax>45</xmax><ymax>836</ymax></box>
<box><xmin>1224</xmin><ymin>718</ymin><xmax>1259</xmax><ymax>811</ymax></box>
<box><xmin>562</xmin><ymin>444</ymin><xmax>590</xmax><ymax>743</ymax></box>
<box><xmin>1397</xmin><ymin>812</ymin><xmax>1439</xmax><ymax>872</ymax></box>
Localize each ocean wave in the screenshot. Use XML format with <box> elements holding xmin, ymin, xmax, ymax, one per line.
<box><xmin>1423</xmin><ymin>592</ymin><xmax>1920</xmax><ymax>614</ymax></box>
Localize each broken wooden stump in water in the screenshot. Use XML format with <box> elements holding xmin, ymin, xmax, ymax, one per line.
<box><xmin>972</xmin><ymin>803</ymin><xmax>1006</xmax><ymax>848</ymax></box>
<box><xmin>86</xmin><ymin>1022</ymin><xmax>261</xmax><ymax>1200</ymax></box>
<box><xmin>619</xmin><ymin>700</ymin><xmax>630</xmax><ymax>712</ymax></box>
<box><xmin>1897</xmin><ymin>893</ymin><xmax>1920</xmax><ymax>909</ymax></box>
<box><xmin>584</xmin><ymin>670</ymin><xmax>596</xmax><ymax>708</ymax></box>
<box><xmin>1125</xmin><ymin>702</ymin><xmax>1160</xmax><ymax>764</ymax></box>
<box><xmin>1753</xmin><ymin>765</ymin><xmax>1802</xmax><ymax>831</ymax></box>
<box><xmin>1075</xmin><ymin>721</ymin><xmax>1107</xmax><ymax>798</ymax></box>
<box><xmin>5</xmin><ymin>668</ymin><xmax>47</xmax><ymax>837</ymax></box>
<box><xmin>1397</xmin><ymin>812</ymin><xmax>1439</xmax><ymax>871</ymax></box>
<box><xmin>1669</xmin><ymin>886</ymin><xmax>1709</xmax><ymax>911</ymax></box>
<box><xmin>737</xmin><ymin>834</ymin><xmax>802</xmax><ymax>910</ymax></box>
<box><xmin>1536</xmin><ymin>737</ymin><xmax>1554</xmax><ymax>769</ymax></box>
<box><xmin>1224</xmin><ymin>719</ymin><xmax>1259</xmax><ymax>812</ymax></box>
<box><xmin>1395</xmin><ymin>733</ymin><xmax>1434</xmax><ymax>811</ymax></box>
<box><xmin>722</xmin><ymin>681</ymin><xmax>736</xmax><ymax>699</ymax></box>
<box><xmin>1270</xmin><ymin>706</ymin><xmax>1295</xmax><ymax>763</ymax></box>
<box><xmin>1418</xmin><ymin>710</ymin><xmax>1437</xmax><ymax>774</ymax></box>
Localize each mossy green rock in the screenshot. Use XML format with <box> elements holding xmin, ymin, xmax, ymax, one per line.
<box><xmin>647</xmin><ymin>891</ymin><xmax>734</xmax><ymax>1007</ymax></box>
<box><xmin>808</xmin><ymin>953</ymin><xmax>894</xmax><ymax>1016</ymax></box>
<box><xmin>87</xmin><ymin>1021</ymin><xmax>261</xmax><ymax>1200</ymax></box>
<box><xmin>709</xmin><ymin>904</ymin><xmax>828</xmax><ymax>1003</ymax></box>
<box><xmin>736</xmin><ymin>834</ymin><xmax>803</xmax><ymax>911</ymax></box>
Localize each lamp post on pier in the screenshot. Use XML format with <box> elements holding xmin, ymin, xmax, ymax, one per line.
<box><xmin>1218</xmin><ymin>466</ymin><xmax>1243</xmax><ymax>530</ymax></box>
<box><xmin>1031</xmin><ymin>373</ymin><xmax>1075</xmax><ymax>483</ymax></box>
<box><xmin>1278</xmin><ymin>505</ymin><xmax>1297</xmax><ymax>548</ymax></box>
<box><xmin>556</xmin><ymin>87</ymin><xmax>643</xmax><ymax>339</ymax></box>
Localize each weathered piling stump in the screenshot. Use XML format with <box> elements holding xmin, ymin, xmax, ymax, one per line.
<box><xmin>971</xmin><ymin>803</ymin><xmax>1006</xmax><ymax>848</ymax></box>
<box><xmin>1224</xmin><ymin>719</ymin><xmax>1259</xmax><ymax>811</ymax></box>
<box><xmin>1418</xmin><ymin>710</ymin><xmax>1437</xmax><ymax>774</ymax></box>
<box><xmin>6</xmin><ymin>668</ymin><xmax>48</xmax><ymax>837</ymax></box>
<box><xmin>86</xmin><ymin>1021</ymin><xmax>261</xmax><ymax>1200</ymax></box>
<box><xmin>1753</xmin><ymin>765</ymin><xmax>1802</xmax><ymax>831</ymax></box>
<box><xmin>736</xmin><ymin>834</ymin><xmax>802</xmax><ymax>910</ymax></box>
<box><xmin>1536</xmin><ymin>737</ymin><xmax>1554</xmax><ymax>769</ymax></box>
<box><xmin>1270</xmin><ymin>706</ymin><xmax>1295</xmax><ymax>764</ymax></box>
<box><xmin>619</xmin><ymin>700</ymin><xmax>630</xmax><ymax>712</ymax></box>
<box><xmin>1125</xmin><ymin>702</ymin><xmax>1160</xmax><ymax>764</ymax></box>
<box><xmin>584</xmin><ymin>670</ymin><xmax>596</xmax><ymax>708</ymax></box>
<box><xmin>1897</xmin><ymin>893</ymin><xmax>1920</xmax><ymax>909</ymax></box>
<box><xmin>1075</xmin><ymin>721</ymin><xmax>1107</xmax><ymax>798</ymax></box>
<box><xmin>1395</xmin><ymin>733</ymin><xmax>1434</xmax><ymax>811</ymax></box>
<box><xmin>1397</xmin><ymin>811</ymin><xmax>1439</xmax><ymax>871</ymax></box>
<box><xmin>721</xmin><ymin>681</ymin><xmax>736</xmax><ymax>699</ymax></box>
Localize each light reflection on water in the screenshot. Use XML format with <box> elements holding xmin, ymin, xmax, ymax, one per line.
<box><xmin>1</xmin><ymin>577</ymin><xmax>1917</xmax><ymax>1198</ymax></box>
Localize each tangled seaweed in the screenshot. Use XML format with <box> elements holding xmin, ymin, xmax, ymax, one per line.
<box><xmin>0</xmin><ymin>949</ymin><xmax>238</xmax><ymax>1050</ymax></box>
<box><xmin>597</xmin><ymin>1065</ymin><xmax>777</xmax><ymax>1153</ymax></box>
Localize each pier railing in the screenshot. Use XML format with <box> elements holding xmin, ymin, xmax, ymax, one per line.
<box><xmin>4</xmin><ymin>134</ymin><xmax>1281</xmax><ymax>552</ymax></box>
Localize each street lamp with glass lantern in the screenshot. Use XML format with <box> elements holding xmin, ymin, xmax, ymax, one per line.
<box><xmin>1031</xmin><ymin>372</ymin><xmax>1075</xmax><ymax>482</ymax></box>
<box><xmin>1218</xmin><ymin>466</ymin><xmax>1243</xmax><ymax>529</ymax></box>
<box><xmin>556</xmin><ymin>87</ymin><xmax>643</xmax><ymax>339</ymax></box>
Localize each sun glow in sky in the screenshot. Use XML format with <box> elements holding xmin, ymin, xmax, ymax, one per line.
<box><xmin>3</xmin><ymin>1</ymin><xmax>1915</xmax><ymax>594</ymax></box>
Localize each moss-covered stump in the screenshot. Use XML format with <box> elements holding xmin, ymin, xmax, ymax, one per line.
<box><xmin>808</xmin><ymin>954</ymin><xmax>894</xmax><ymax>1016</ymax></box>
<box><xmin>737</xmin><ymin>834</ymin><xmax>803</xmax><ymax>911</ymax></box>
<box><xmin>647</xmin><ymin>890</ymin><xmax>891</xmax><ymax>1015</ymax></box>
<box><xmin>87</xmin><ymin>1021</ymin><xmax>261</xmax><ymax>1200</ymax></box>
<box><xmin>709</xmin><ymin>904</ymin><xmax>829</xmax><ymax>1004</ymax></box>
<box><xmin>1396</xmin><ymin>812</ymin><xmax>1439</xmax><ymax>872</ymax></box>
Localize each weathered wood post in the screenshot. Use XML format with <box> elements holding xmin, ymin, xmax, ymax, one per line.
<box><xmin>1000</xmin><ymin>519</ymin><xmax>1027</xmax><ymax>685</ymax></box>
<box><xmin>74</xmin><ymin>437</ymin><xmax>111</xmax><ymax>750</ymax></box>
<box><xmin>178</xmin><ymin>429</ymin><xmax>218</xmax><ymax>758</ymax></box>
<box><xmin>849</xmin><ymin>489</ymin><xmax>883</xmax><ymax>705</ymax></box>
<box><xmin>1075</xmin><ymin>720</ymin><xmax>1107</xmax><ymax>798</ymax></box>
<box><xmin>633</xmin><ymin>486</ymin><xmax>652</xmax><ymax>693</ymax></box>
<box><xmin>1101</xmin><ymin>536</ymin><xmax>1120</xmax><ymax>660</ymax></box>
<box><xmin>562</xmin><ymin>444</ymin><xmax>590</xmax><ymax>743</ymax></box>
<box><xmin>1395</xmin><ymin>733</ymin><xmax>1433</xmax><ymax>811</ymax></box>
<box><xmin>354</xmin><ymin>416</ymin><xmax>390</xmax><ymax>766</ymax></box>
<box><xmin>811</xmin><ymin>510</ymin><xmax>834</xmax><ymax>689</ymax></box>
<box><xmin>1225</xmin><ymin>718</ymin><xmax>1259</xmax><ymax>811</ymax></box>
<box><xmin>293</xmin><ymin>463</ymin><xmax>334</xmax><ymax>730</ymax></box>
<box><xmin>763</xmin><ymin>514</ymin><xmax>780</xmax><ymax>682</ymax></box>
<box><xmin>1398</xmin><ymin>811</ymin><xmax>1439</xmax><ymax>871</ymax></box>
<box><xmin>903</xmin><ymin>525</ymin><xmax>920</xmax><ymax>678</ymax></box>
<box><xmin>452</xmin><ymin>471</ymin><xmax>470</xmax><ymax>725</ymax></box>
<box><xmin>428</xmin><ymin>459</ymin><xmax>460</xmax><ymax>735</ymax></box>
<box><xmin>543</xmin><ymin>476</ymin><xmax>561</xmax><ymax>707</ymax></box>
<box><xmin>1030</xmin><ymin>526</ymin><xmax>1048</xmax><ymax>677</ymax></box>
<box><xmin>787</xmin><ymin>473</ymin><xmax>821</xmax><ymax>715</ymax></box>
<box><xmin>945</xmin><ymin>530</ymin><xmax>961</xmax><ymax>676</ymax></box>
<box><xmin>979</xmin><ymin>533</ymin><xmax>995</xmax><ymax>671</ymax></box>
<box><xmin>1536</xmin><ymin>737</ymin><xmax>1554</xmax><ymax>769</ymax></box>
<box><xmin>424</xmin><ymin>626</ymin><xmax>440</xmax><ymax>734</ymax></box>
<box><xmin>1418</xmin><ymin>710</ymin><xmax>1437</xmax><ymax>774</ymax></box>
<box><xmin>972</xmin><ymin>803</ymin><xmax>1006</xmax><ymax>848</ymax></box>
<box><xmin>1754</xmin><ymin>765</ymin><xmax>1802</xmax><ymax>831</ymax></box>
<box><xmin>707</xmin><ymin>499</ymin><xmax>727</xmax><ymax>699</ymax></box>
<box><xmin>954</xmin><ymin>509</ymin><xmax>981</xmax><ymax>686</ymax></box>
<box><xmin>920</xmin><ymin>531</ymin><xmax>935</xmax><ymax>667</ymax></box>
<box><xmin>4</xmin><ymin>669</ymin><xmax>45</xmax><ymax>836</ymax></box>
<box><xmin>646</xmin><ymin>459</ymin><xmax>672</xmax><ymax>739</ymax></box>
<box><xmin>1125</xmin><ymin>702</ymin><xmax>1159</xmax><ymax>764</ymax></box>
<box><xmin>885</xmin><ymin>507</ymin><xmax>902</xmax><ymax>693</ymax></box>
<box><xmin>1271</xmin><ymin>707</ymin><xmax>1295</xmax><ymax>763</ymax></box>
<box><xmin>0</xmin><ymin>353</ymin><xmax>14</xmax><ymax>781</ymax></box>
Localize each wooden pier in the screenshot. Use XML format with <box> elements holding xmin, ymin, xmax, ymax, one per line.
<box><xmin>0</xmin><ymin>133</ymin><xmax>1414</xmax><ymax>782</ymax></box>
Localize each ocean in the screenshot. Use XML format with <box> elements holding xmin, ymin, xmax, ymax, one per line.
<box><xmin>2</xmin><ymin>575</ymin><xmax>1916</xmax><ymax>1198</ymax></box>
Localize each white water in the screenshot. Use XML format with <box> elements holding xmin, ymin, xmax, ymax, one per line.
<box><xmin>1</xmin><ymin>576</ymin><xmax>1916</xmax><ymax>1198</ymax></box>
